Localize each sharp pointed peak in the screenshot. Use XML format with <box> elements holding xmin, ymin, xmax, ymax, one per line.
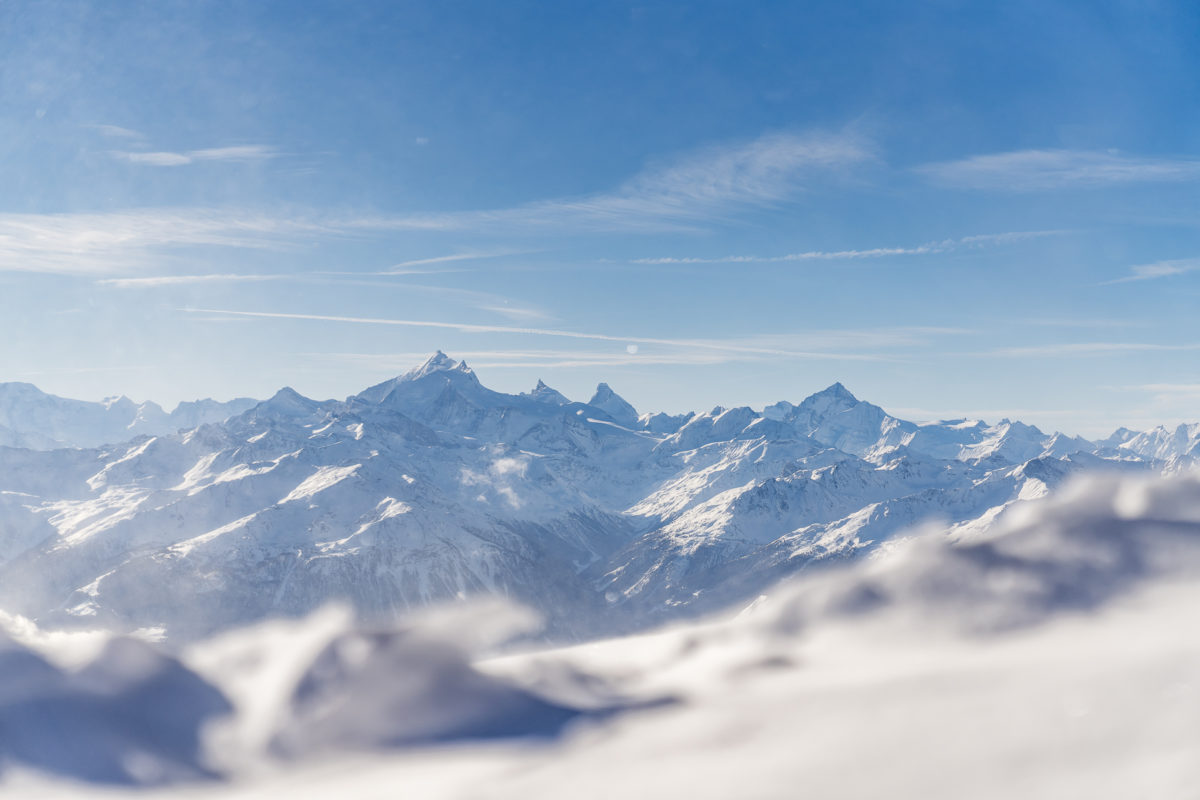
<box><xmin>268</xmin><ymin>386</ymin><xmax>307</xmax><ymax>401</ymax></box>
<box><xmin>403</xmin><ymin>351</ymin><xmax>477</xmax><ymax>381</ymax></box>
<box><xmin>820</xmin><ymin>381</ymin><xmax>857</xmax><ymax>400</ymax></box>
<box><xmin>525</xmin><ymin>378</ymin><xmax>569</xmax><ymax>405</ymax></box>
<box><xmin>588</xmin><ymin>381</ymin><xmax>638</xmax><ymax>423</ymax></box>
<box><xmin>590</xmin><ymin>382</ymin><xmax>623</xmax><ymax>401</ymax></box>
<box><xmin>799</xmin><ymin>381</ymin><xmax>860</xmax><ymax>408</ymax></box>
<box><xmin>258</xmin><ymin>386</ymin><xmax>319</xmax><ymax>416</ymax></box>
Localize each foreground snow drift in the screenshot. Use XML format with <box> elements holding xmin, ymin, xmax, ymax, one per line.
<box><xmin>3</xmin><ymin>469</ymin><xmax>1200</xmax><ymax>798</ymax></box>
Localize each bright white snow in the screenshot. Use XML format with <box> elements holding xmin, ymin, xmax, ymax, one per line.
<box><xmin>0</xmin><ymin>468</ymin><xmax>1197</xmax><ymax>797</ymax></box>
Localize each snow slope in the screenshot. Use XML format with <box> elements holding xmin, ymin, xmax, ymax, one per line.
<box><xmin>2</xmin><ymin>468</ymin><xmax>1198</xmax><ymax>798</ymax></box>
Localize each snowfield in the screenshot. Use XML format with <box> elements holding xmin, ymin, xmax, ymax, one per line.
<box><xmin>0</xmin><ymin>468</ymin><xmax>1198</xmax><ymax>797</ymax></box>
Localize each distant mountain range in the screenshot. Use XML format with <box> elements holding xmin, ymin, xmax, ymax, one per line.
<box><xmin>0</xmin><ymin>352</ymin><xmax>1195</xmax><ymax>642</ymax></box>
<box><xmin>0</xmin><ymin>382</ymin><xmax>256</xmax><ymax>450</ymax></box>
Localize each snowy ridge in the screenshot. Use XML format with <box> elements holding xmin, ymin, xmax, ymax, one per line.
<box><xmin>0</xmin><ymin>352</ymin><xmax>1194</xmax><ymax>642</ymax></box>
<box><xmin>0</xmin><ymin>383</ymin><xmax>256</xmax><ymax>450</ymax></box>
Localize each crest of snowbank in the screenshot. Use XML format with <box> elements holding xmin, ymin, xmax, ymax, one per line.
<box><xmin>0</xmin><ymin>599</ymin><xmax>598</xmax><ymax>787</ymax></box>
<box><xmin>765</xmin><ymin>469</ymin><xmax>1200</xmax><ymax>635</ymax></box>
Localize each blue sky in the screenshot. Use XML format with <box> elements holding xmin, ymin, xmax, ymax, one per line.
<box><xmin>2</xmin><ymin>0</ymin><xmax>1198</xmax><ymax>436</ymax></box>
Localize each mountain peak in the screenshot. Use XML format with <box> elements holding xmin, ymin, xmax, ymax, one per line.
<box><xmin>404</xmin><ymin>352</ymin><xmax>477</xmax><ymax>382</ymax></box>
<box><xmin>0</xmin><ymin>381</ymin><xmax>46</xmax><ymax>398</ymax></box>
<box><xmin>258</xmin><ymin>386</ymin><xmax>319</xmax><ymax>417</ymax></box>
<box><xmin>817</xmin><ymin>382</ymin><xmax>857</xmax><ymax>402</ymax></box>
<box><xmin>588</xmin><ymin>382</ymin><xmax>638</xmax><ymax>426</ymax></box>
<box><xmin>101</xmin><ymin>395</ymin><xmax>137</xmax><ymax>412</ymax></box>
<box><xmin>795</xmin><ymin>382</ymin><xmax>860</xmax><ymax>415</ymax></box>
<box><xmin>525</xmin><ymin>379</ymin><xmax>569</xmax><ymax>405</ymax></box>
<box><xmin>353</xmin><ymin>353</ymin><xmax>481</xmax><ymax>407</ymax></box>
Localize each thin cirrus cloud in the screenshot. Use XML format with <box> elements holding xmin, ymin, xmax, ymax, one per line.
<box><xmin>180</xmin><ymin>307</ymin><xmax>947</xmax><ymax>362</ymax></box>
<box><xmin>985</xmin><ymin>342</ymin><xmax>1200</xmax><ymax>357</ymax></box>
<box><xmin>1019</xmin><ymin>317</ymin><xmax>1145</xmax><ymax>329</ymax></box>
<box><xmin>381</xmin><ymin>250</ymin><xmax>533</xmax><ymax>274</ymax></box>
<box><xmin>85</xmin><ymin>123</ymin><xmax>145</xmax><ymax>139</ymax></box>
<box><xmin>351</xmin><ymin>131</ymin><xmax>875</xmax><ymax>232</ymax></box>
<box><xmin>97</xmin><ymin>274</ymin><xmax>286</xmax><ymax>288</ymax></box>
<box><xmin>97</xmin><ymin>272</ymin><xmax>553</xmax><ymax>322</ymax></box>
<box><xmin>2</xmin><ymin>133</ymin><xmax>869</xmax><ymax>276</ymax></box>
<box><xmin>631</xmin><ymin>230</ymin><xmax>1064</xmax><ymax>265</ymax></box>
<box><xmin>1116</xmin><ymin>382</ymin><xmax>1200</xmax><ymax>394</ymax></box>
<box><xmin>1101</xmin><ymin>258</ymin><xmax>1200</xmax><ymax>285</ymax></box>
<box><xmin>110</xmin><ymin>145</ymin><xmax>278</xmax><ymax>167</ymax></box>
<box><xmin>0</xmin><ymin>209</ymin><xmax>327</xmax><ymax>275</ymax></box>
<box><xmin>335</xmin><ymin>282</ymin><xmax>554</xmax><ymax>322</ymax></box>
<box><xmin>475</xmin><ymin>305</ymin><xmax>555</xmax><ymax>322</ymax></box>
<box><xmin>917</xmin><ymin>149</ymin><xmax>1200</xmax><ymax>191</ymax></box>
<box><xmin>1127</xmin><ymin>383</ymin><xmax>1200</xmax><ymax>402</ymax></box>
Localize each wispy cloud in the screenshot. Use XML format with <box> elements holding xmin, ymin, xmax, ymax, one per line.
<box><xmin>2</xmin><ymin>133</ymin><xmax>870</xmax><ymax>276</ymax></box>
<box><xmin>85</xmin><ymin>123</ymin><xmax>144</xmax><ymax>140</ymax></box>
<box><xmin>631</xmin><ymin>230</ymin><xmax>1062</xmax><ymax>265</ymax></box>
<box><xmin>1112</xmin><ymin>382</ymin><xmax>1200</xmax><ymax>400</ymax></box>
<box><xmin>1133</xmin><ymin>382</ymin><xmax>1200</xmax><ymax>393</ymax></box>
<box><xmin>1019</xmin><ymin>317</ymin><xmax>1144</xmax><ymax>329</ymax></box>
<box><xmin>0</xmin><ymin>209</ymin><xmax>326</xmax><ymax>275</ymax></box>
<box><xmin>361</xmin><ymin>283</ymin><xmax>553</xmax><ymax>322</ymax></box>
<box><xmin>110</xmin><ymin>144</ymin><xmax>278</xmax><ymax>167</ymax></box>
<box><xmin>918</xmin><ymin>149</ymin><xmax>1200</xmax><ymax>191</ymax></box>
<box><xmin>16</xmin><ymin>364</ymin><xmax>160</xmax><ymax>376</ymax></box>
<box><xmin>385</xmin><ymin>251</ymin><xmax>528</xmax><ymax>272</ymax></box>
<box><xmin>986</xmin><ymin>342</ymin><xmax>1200</xmax><ymax>358</ymax></box>
<box><xmin>1102</xmin><ymin>383</ymin><xmax>1200</xmax><ymax>430</ymax></box>
<box><xmin>475</xmin><ymin>305</ymin><xmax>554</xmax><ymax>322</ymax></box>
<box><xmin>98</xmin><ymin>273</ymin><xmax>286</xmax><ymax>288</ymax></box>
<box><xmin>353</xmin><ymin>131</ymin><xmax>873</xmax><ymax>232</ymax></box>
<box><xmin>115</xmin><ymin>152</ymin><xmax>194</xmax><ymax>166</ymax></box>
<box><xmin>181</xmin><ymin>308</ymin><xmax>934</xmax><ymax>362</ymax></box>
<box><xmin>1101</xmin><ymin>258</ymin><xmax>1200</xmax><ymax>285</ymax></box>
<box><xmin>97</xmin><ymin>271</ymin><xmax>554</xmax><ymax>321</ymax></box>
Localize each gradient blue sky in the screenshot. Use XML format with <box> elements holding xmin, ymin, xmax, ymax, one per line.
<box><xmin>2</xmin><ymin>0</ymin><xmax>1199</xmax><ymax>436</ymax></box>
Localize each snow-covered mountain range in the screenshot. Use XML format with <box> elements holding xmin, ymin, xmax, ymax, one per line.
<box><xmin>0</xmin><ymin>352</ymin><xmax>1195</xmax><ymax>641</ymax></box>
<box><xmin>0</xmin><ymin>382</ymin><xmax>256</xmax><ymax>450</ymax></box>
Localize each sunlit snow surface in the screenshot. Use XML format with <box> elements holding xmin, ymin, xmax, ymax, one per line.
<box><xmin>2</xmin><ymin>469</ymin><xmax>1199</xmax><ymax>798</ymax></box>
